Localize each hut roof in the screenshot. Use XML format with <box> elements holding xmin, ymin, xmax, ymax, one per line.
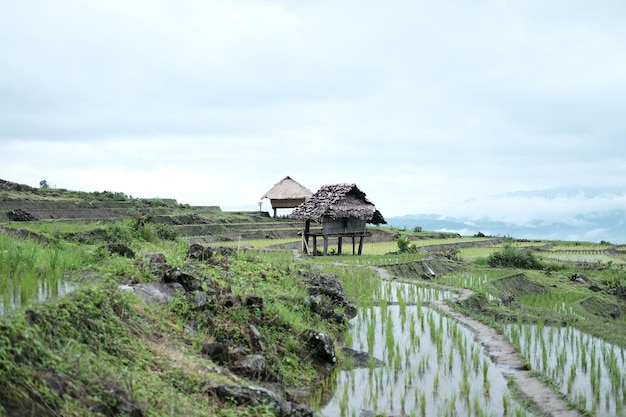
<box><xmin>261</xmin><ymin>176</ymin><xmax>313</xmax><ymax>200</ymax></box>
<box><xmin>290</xmin><ymin>183</ymin><xmax>386</xmax><ymax>224</ymax></box>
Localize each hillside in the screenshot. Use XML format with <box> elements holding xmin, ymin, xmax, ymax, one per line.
<box><xmin>2</xmin><ymin>179</ymin><xmax>626</xmax><ymax>417</ymax></box>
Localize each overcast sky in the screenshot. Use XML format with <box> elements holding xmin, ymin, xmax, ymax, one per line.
<box><xmin>2</xmin><ymin>0</ymin><xmax>625</xmax><ymax>224</ymax></box>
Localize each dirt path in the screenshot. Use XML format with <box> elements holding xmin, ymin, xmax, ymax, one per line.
<box><xmin>370</xmin><ymin>266</ymin><xmax>581</xmax><ymax>417</ymax></box>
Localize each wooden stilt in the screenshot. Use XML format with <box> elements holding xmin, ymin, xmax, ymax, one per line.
<box><xmin>312</xmin><ymin>236</ymin><xmax>318</xmax><ymax>256</ymax></box>
<box><xmin>352</xmin><ymin>236</ymin><xmax>356</xmax><ymax>254</ymax></box>
<box><xmin>358</xmin><ymin>236</ymin><xmax>364</xmax><ymax>255</ymax></box>
<box><xmin>323</xmin><ymin>237</ymin><xmax>328</xmax><ymax>256</ymax></box>
<box><xmin>338</xmin><ymin>237</ymin><xmax>342</xmax><ymax>254</ymax></box>
<box><xmin>305</xmin><ymin>220</ymin><xmax>310</xmax><ymax>252</ymax></box>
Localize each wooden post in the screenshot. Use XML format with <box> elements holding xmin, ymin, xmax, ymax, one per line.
<box><xmin>338</xmin><ymin>237</ymin><xmax>342</xmax><ymax>254</ymax></box>
<box><xmin>352</xmin><ymin>236</ymin><xmax>356</xmax><ymax>255</ymax></box>
<box><xmin>305</xmin><ymin>220</ymin><xmax>310</xmax><ymax>251</ymax></box>
<box><xmin>323</xmin><ymin>237</ymin><xmax>328</xmax><ymax>256</ymax></box>
<box><xmin>312</xmin><ymin>236</ymin><xmax>318</xmax><ymax>256</ymax></box>
<box><xmin>273</xmin><ymin>207</ymin><xmax>277</xmax><ymax>218</ymax></box>
<box><xmin>301</xmin><ymin>233</ymin><xmax>310</xmax><ymax>254</ymax></box>
<box><xmin>358</xmin><ymin>236</ymin><xmax>365</xmax><ymax>255</ymax></box>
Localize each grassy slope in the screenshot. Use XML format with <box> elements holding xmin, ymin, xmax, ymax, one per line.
<box><xmin>0</xmin><ymin>203</ymin><xmax>349</xmax><ymax>416</ymax></box>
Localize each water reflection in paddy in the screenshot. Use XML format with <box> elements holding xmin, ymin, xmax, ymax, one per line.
<box><xmin>506</xmin><ymin>322</ymin><xmax>626</xmax><ymax>417</ymax></box>
<box><xmin>319</xmin><ymin>281</ymin><xmax>532</xmax><ymax>417</ymax></box>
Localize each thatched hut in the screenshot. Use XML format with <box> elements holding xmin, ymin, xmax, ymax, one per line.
<box><xmin>261</xmin><ymin>176</ymin><xmax>313</xmax><ymax>218</ymax></box>
<box><xmin>290</xmin><ymin>183</ymin><xmax>386</xmax><ymax>256</ymax></box>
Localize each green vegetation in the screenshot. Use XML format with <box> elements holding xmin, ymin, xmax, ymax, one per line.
<box><xmin>0</xmin><ymin>214</ymin><xmax>349</xmax><ymax>416</ymax></box>
<box><xmin>1</xmin><ymin>186</ymin><xmax>626</xmax><ymax>417</ymax></box>
<box><xmin>486</xmin><ymin>243</ymin><xmax>544</xmax><ymax>269</ymax></box>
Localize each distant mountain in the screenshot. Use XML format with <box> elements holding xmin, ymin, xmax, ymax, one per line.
<box><xmin>386</xmin><ymin>210</ymin><xmax>626</xmax><ymax>244</ymax></box>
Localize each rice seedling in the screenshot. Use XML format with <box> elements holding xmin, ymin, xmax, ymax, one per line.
<box><xmin>319</xmin><ymin>279</ymin><xmax>534</xmax><ymax>417</ymax></box>
<box><xmin>0</xmin><ymin>234</ymin><xmax>86</xmax><ymax>314</ymax></box>
<box><xmin>482</xmin><ymin>359</ymin><xmax>490</xmax><ymax>394</ymax></box>
<box><xmin>504</xmin><ymin>322</ymin><xmax>626</xmax><ymax>417</ymax></box>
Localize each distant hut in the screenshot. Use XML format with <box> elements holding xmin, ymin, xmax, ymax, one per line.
<box><xmin>290</xmin><ymin>183</ymin><xmax>386</xmax><ymax>256</ymax></box>
<box><xmin>261</xmin><ymin>176</ymin><xmax>313</xmax><ymax>218</ymax></box>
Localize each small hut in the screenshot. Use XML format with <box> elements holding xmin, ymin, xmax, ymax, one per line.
<box><xmin>261</xmin><ymin>176</ymin><xmax>313</xmax><ymax>218</ymax></box>
<box><xmin>290</xmin><ymin>183</ymin><xmax>386</xmax><ymax>256</ymax></box>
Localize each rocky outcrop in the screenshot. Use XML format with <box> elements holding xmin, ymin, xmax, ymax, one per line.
<box><xmin>208</xmin><ymin>385</ymin><xmax>316</xmax><ymax>417</ymax></box>
<box><xmin>106</xmin><ymin>243</ymin><xmax>136</xmax><ymax>258</ymax></box>
<box><xmin>340</xmin><ymin>347</ymin><xmax>384</xmax><ymax>368</ymax></box>
<box><xmin>6</xmin><ymin>208</ymin><xmax>37</xmax><ymax>221</ymax></box>
<box><xmin>122</xmin><ymin>245</ymin><xmax>352</xmax><ymax>415</ymax></box>
<box><xmin>300</xmin><ymin>272</ymin><xmax>356</xmax><ymax>322</ymax></box>
<box><xmin>302</xmin><ymin>329</ymin><xmax>337</xmax><ymax>366</ymax></box>
<box><xmin>124</xmin><ymin>282</ymin><xmax>185</xmax><ymax>305</ymax></box>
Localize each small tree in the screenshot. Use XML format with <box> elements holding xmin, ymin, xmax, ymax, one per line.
<box><xmin>39</xmin><ymin>180</ymin><xmax>49</xmax><ymax>189</ymax></box>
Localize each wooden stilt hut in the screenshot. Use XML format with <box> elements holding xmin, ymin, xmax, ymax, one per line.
<box><xmin>261</xmin><ymin>176</ymin><xmax>313</xmax><ymax>218</ymax></box>
<box><xmin>290</xmin><ymin>183</ymin><xmax>386</xmax><ymax>256</ymax></box>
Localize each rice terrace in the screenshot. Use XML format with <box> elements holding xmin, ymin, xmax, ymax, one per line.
<box><xmin>1</xmin><ymin>178</ymin><xmax>626</xmax><ymax>417</ymax></box>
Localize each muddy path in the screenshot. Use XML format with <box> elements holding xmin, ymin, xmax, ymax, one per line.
<box><xmin>370</xmin><ymin>266</ymin><xmax>581</xmax><ymax>417</ymax></box>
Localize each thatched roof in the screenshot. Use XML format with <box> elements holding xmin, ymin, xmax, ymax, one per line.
<box><xmin>290</xmin><ymin>183</ymin><xmax>386</xmax><ymax>224</ymax></box>
<box><xmin>261</xmin><ymin>176</ymin><xmax>313</xmax><ymax>200</ymax></box>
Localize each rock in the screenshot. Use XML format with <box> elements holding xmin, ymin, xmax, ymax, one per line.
<box><xmin>300</xmin><ymin>272</ymin><xmax>357</xmax><ymax>321</ymax></box>
<box><xmin>340</xmin><ymin>347</ymin><xmax>384</xmax><ymax>368</ymax></box>
<box><xmin>589</xmin><ymin>285</ymin><xmax>601</xmax><ymax>292</ymax></box>
<box><xmin>570</xmin><ymin>273</ymin><xmax>589</xmax><ymax>284</ymax></box>
<box><xmin>306</xmin><ymin>296</ymin><xmax>349</xmax><ymax>324</ymax></box>
<box><xmin>303</xmin><ymin>329</ymin><xmax>337</xmax><ymax>366</ymax></box>
<box><xmin>163</xmin><ymin>268</ymin><xmax>202</xmax><ymax>292</ymax></box>
<box><xmin>144</xmin><ymin>252</ymin><xmax>168</xmax><ymax>265</ymax></box>
<box><xmin>201</xmin><ymin>342</ymin><xmax>230</xmax><ymax>364</ymax></box>
<box><xmin>187</xmin><ymin>243</ymin><xmax>214</xmax><ymax>261</ymax></box>
<box><xmin>132</xmin><ymin>282</ymin><xmax>185</xmax><ymax>304</ymax></box>
<box><xmin>230</xmin><ymin>354</ymin><xmax>269</xmax><ymax>380</ymax></box>
<box><xmin>248</xmin><ymin>324</ymin><xmax>265</xmax><ymax>350</ymax></box>
<box><xmin>208</xmin><ymin>385</ymin><xmax>316</xmax><ymax>417</ymax></box>
<box><xmin>140</xmin><ymin>252</ymin><xmax>170</xmax><ymax>278</ymax></box>
<box><xmin>192</xmin><ymin>292</ymin><xmax>209</xmax><ymax>309</ymax></box>
<box><xmin>6</xmin><ymin>208</ymin><xmax>37</xmax><ymax>221</ymax></box>
<box><xmin>214</xmin><ymin>246</ymin><xmax>236</xmax><ymax>257</ymax></box>
<box><xmin>498</xmin><ymin>294</ymin><xmax>516</xmax><ymax>306</ymax></box>
<box><xmin>107</xmin><ymin>243</ymin><xmax>136</xmax><ymax>258</ymax></box>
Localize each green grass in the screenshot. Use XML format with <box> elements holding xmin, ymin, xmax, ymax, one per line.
<box><xmin>207</xmin><ymin>237</ymin><xmax>300</xmax><ymax>249</ymax></box>
<box><xmin>2</xmin><ymin>200</ymin><xmax>626</xmax><ymax>416</ymax></box>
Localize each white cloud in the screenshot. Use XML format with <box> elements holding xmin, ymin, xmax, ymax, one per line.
<box><xmin>1</xmin><ymin>0</ymin><xmax>626</xmax><ymax>233</ymax></box>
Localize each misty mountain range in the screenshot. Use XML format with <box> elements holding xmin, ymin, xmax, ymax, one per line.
<box><xmin>385</xmin><ymin>211</ymin><xmax>626</xmax><ymax>244</ymax></box>
<box><xmin>385</xmin><ymin>187</ymin><xmax>626</xmax><ymax>244</ymax></box>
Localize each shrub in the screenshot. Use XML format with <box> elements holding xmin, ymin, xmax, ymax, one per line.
<box><xmin>155</xmin><ymin>224</ymin><xmax>178</xmax><ymax>241</ymax></box>
<box><xmin>487</xmin><ymin>244</ymin><xmax>544</xmax><ymax>269</ymax></box>
<box><xmin>397</xmin><ymin>234</ymin><xmax>411</xmax><ymax>252</ymax></box>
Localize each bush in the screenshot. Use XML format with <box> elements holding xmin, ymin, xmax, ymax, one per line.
<box><xmin>155</xmin><ymin>224</ymin><xmax>178</xmax><ymax>241</ymax></box>
<box><xmin>487</xmin><ymin>244</ymin><xmax>544</xmax><ymax>269</ymax></box>
<box><xmin>397</xmin><ymin>234</ymin><xmax>411</xmax><ymax>252</ymax></box>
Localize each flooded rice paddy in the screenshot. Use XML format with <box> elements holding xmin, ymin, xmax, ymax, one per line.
<box><xmin>505</xmin><ymin>322</ymin><xmax>626</xmax><ymax>417</ymax></box>
<box><xmin>318</xmin><ymin>281</ymin><xmax>533</xmax><ymax>417</ymax></box>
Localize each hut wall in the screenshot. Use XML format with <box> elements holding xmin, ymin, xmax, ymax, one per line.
<box><xmin>271</xmin><ymin>198</ymin><xmax>306</xmax><ymax>209</ymax></box>
<box><xmin>322</xmin><ymin>216</ymin><xmax>366</xmax><ymax>235</ymax></box>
